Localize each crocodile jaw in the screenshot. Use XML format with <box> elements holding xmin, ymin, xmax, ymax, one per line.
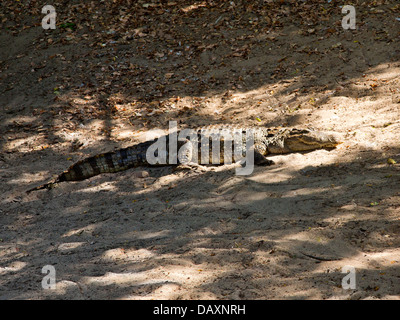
<box><xmin>285</xmin><ymin>130</ymin><xmax>342</xmax><ymax>152</ymax></box>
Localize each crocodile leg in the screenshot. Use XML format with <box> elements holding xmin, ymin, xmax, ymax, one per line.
<box><xmin>254</xmin><ymin>151</ymin><xmax>274</xmax><ymax>166</ymax></box>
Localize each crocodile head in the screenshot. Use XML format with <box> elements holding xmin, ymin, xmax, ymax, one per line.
<box><xmin>267</xmin><ymin>128</ymin><xmax>342</xmax><ymax>154</ymax></box>
<box><xmin>285</xmin><ymin>129</ymin><xmax>342</xmax><ymax>152</ymax></box>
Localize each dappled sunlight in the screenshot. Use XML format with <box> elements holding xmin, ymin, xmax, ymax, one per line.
<box><xmin>0</xmin><ymin>261</ymin><xmax>28</xmax><ymax>275</ymax></box>
<box><xmin>62</xmin><ymin>225</ymin><xmax>97</xmax><ymax>238</ymax></box>
<box><xmin>3</xmin><ymin>115</ymin><xmax>38</xmax><ymax>126</ymax></box>
<box><xmin>122</xmin><ymin>229</ymin><xmax>172</xmax><ymax>241</ymax></box>
<box><xmin>101</xmin><ymin>248</ymin><xmax>156</xmax><ymax>263</ymax></box>
<box><xmin>4</xmin><ymin>135</ymin><xmax>50</xmax><ymax>153</ymax></box>
<box><xmin>1</xmin><ymin>0</ymin><xmax>399</xmax><ymax>300</ymax></box>
<box><xmin>83</xmin><ymin>271</ymin><xmax>155</xmax><ymax>286</ymax></box>
<box><xmin>57</xmin><ymin>241</ymin><xmax>86</xmax><ymax>253</ymax></box>
<box><xmin>281</xmin><ymin>186</ymin><xmax>337</xmax><ymax>199</ymax></box>
<box><xmin>362</xmin><ymin>249</ymin><xmax>400</xmax><ymax>267</ymax></box>
<box><xmin>82</xmin><ymin>264</ymin><xmax>213</xmax><ymax>290</ymax></box>
<box><xmin>75</xmin><ymin>182</ymin><xmax>119</xmax><ymax>194</ymax></box>
<box><xmin>364</xmin><ymin>63</ymin><xmax>400</xmax><ymax>80</ymax></box>
<box><xmin>2</xmin><ymin>146</ymin><xmax>400</xmax><ymax>299</ymax></box>
<box><xmin>6</xmin><ymin>171</ymin><xmax>48</xmax><ymax>185</ymax></box>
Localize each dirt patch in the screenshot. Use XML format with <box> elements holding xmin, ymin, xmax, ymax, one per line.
<box><xmin>1</xmin><ymin>0</ymin><xmax>399</xmax><ymax>299</ymax></box>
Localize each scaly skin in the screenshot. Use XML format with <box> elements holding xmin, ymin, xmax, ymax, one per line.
<box><xmin>26</xmin><ymin>126</ymin><xmax>341</xmax><ymax>192</ymax></box>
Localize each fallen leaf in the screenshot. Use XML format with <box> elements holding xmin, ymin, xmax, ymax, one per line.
<box><xmin>387</xmin><ymin>158</ymin><xmax>396</xmax><ymax>164</ymax></box>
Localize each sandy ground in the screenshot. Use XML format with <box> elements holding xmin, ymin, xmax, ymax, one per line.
<box><xmin>1</xmin><ymin>1</ymin><xmax>399</xmax><ymax>299</ymax></box>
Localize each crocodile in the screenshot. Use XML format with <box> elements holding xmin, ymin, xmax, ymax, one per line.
<box><xmin>26</xmin><ymin>126</ymin><xmax>341</xmax><ymax>193</ymax></box>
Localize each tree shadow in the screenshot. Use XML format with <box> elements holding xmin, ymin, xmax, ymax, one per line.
<box><xmin>1</xmin><ymin>145</ymin><xmax>400</xmax><ymax>299</ymax></box>
<box><xmin>1</xmin><ymin>0</ymin><xmax>400</xmax><ymax>299</ymax></box>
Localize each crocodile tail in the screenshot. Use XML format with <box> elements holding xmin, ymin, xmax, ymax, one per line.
<box><xmin>26</xmin><ymin>142</ymin><xmax>151</xmax><ymax>193</ymax></box>
<box><xmin>26</xmin><ymin>180</ymin><xmax>58</xmax><ymax>193</ymax></box>
<box><xmin>57</xmin><ymin>146</ymin><xmax>147</xmax><ymax>182</ymax></box>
